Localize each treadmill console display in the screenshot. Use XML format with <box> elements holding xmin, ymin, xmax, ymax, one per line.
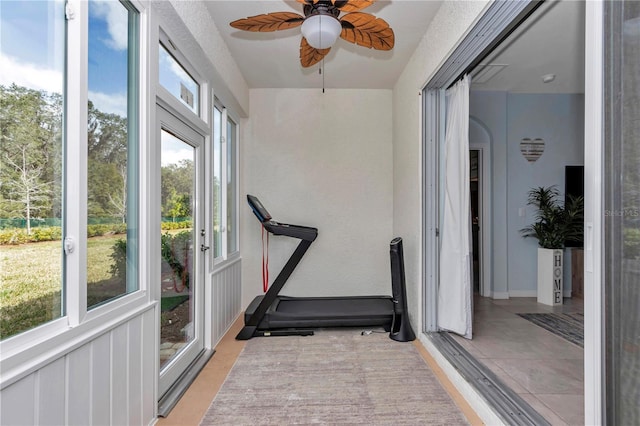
<box><xmin>247</xmin><ymin>194</ymin><xmax>272</xmax><ymax>223</ymax></box>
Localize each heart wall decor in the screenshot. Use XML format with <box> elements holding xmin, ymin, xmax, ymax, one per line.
<box><xmin>520</xmin><ymin>138</ymin><xmax>545</xmax><ymax>162</ymax></box>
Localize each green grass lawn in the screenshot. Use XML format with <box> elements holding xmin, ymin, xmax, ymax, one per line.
<box><xmin>1</xmin><ymin>230</ymin><xmax>193</xmax><ymax>340</ymax></box>
<box><xmin>1</xmin><ymin>240</ymin><xmax>63</xmax><ymax>339</ymax></box>
<box><xmin>0</xmin><ymin>235</ymin><xmax>123</xmax><ymax>339</ymax></box>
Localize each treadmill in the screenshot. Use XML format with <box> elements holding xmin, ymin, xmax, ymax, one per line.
<box><xmin>237</xmin><ymin>195</ymin><xmax>415</xmax><ymax>342</ymax></box>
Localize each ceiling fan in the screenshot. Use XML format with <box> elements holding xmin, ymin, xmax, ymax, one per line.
<box><xmin>230</xmin><ymin>0</ymin><xmax>395</xmax><ymax>68</ymax></box>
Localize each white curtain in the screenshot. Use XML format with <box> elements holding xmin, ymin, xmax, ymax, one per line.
<box><xmin>438</xmin><ymin>75</ymin><xmax>473</xmax><ymax>339</ymax></box>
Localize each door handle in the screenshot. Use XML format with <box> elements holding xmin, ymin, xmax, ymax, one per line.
<box><xmin>200</xmin><ymin>244</ymin><xmax>210</xmax><ymax>252</ymax></box>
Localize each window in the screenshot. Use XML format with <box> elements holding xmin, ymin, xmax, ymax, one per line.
<box><xmin>159</xmin><ymin>43</ymin><xmax>199</xmax><ymax>115</ymax></box>
<box><xmin>213</xmin><ymin>105</ymin><xmax>223</xmax><ymax>258</ymax></box>
<box><xmin>226</xmin><ymin>117</ymin><xmax>238</xmax><ymax>254</ymax></box>
<box><xmin>86</xmin><ymin>0</ymin><xmax>139</xmax><ymax>308</ymax></box>
<box><xmin>0</xmin><ymin>0</ymin><xmax>140</xmax><ymax>341</ymax></box>
<box><xmin>212</xmin><ymin>99</ymin><xmax>238</xmax><ymax>260</ymax></box>
<box><xmin>0</xmin><ymin>0</ymin><xmax>65</xmax><ymax>339</ymax></box>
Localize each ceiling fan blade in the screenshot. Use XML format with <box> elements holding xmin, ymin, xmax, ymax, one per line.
<box><xmin>297</xmin><ymin>0</ymin><xmax>374</xmax><ymax>12</ymax></box>
<box><xmin>334</xmin><ymin>0</ymin><xmax>375</xmax><ymax>12</ymax></box>
<box><xmin>300</xmin><ymin>37</ymin><xmax>330</xmax><ymax>68</ymax></box>
<box><xmin>340</xmin><ymin>12</ymin><xmax>394</xmax><ymax>50</ymax></box>
<box><xmin>230</xmin><ymin>12</ymin><xmax>304</xmax><ymax>32</ymax></box>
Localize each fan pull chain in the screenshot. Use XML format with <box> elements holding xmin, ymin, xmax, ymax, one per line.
<box><xmin>322</xmin><ymin>58</ymin><xmax>325</xmax><ymax>93</ymax></box>
<box><xmin>319</xmin><ymin>17</ymin><xmax>325</xmax><ymax>93</ymax></box>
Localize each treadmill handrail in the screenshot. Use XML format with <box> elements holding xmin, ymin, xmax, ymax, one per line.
<box><xmin>239</xmin><ymin>238</ymin><xmax>314</xmax><ymax>338</ymax></box>
<box><xmin>263</xmin><ymin>221</ymin><xmax>318</xmax><ymax>241</ymax></box>
<box><xmin>247</xmin><ymin>195</ymin><xmax>318</xmax><ymax>241</ymax></box>
<box><xmin>238</xmin><ymin>195</ymin><xmax>319</xmax><ymax>339</ymax></box>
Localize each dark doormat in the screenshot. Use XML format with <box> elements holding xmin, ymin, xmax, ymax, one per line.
<box><xmin>516</xmin><ymin>312</ymin><xmax>584</xmax><ymax>347</ymax></box>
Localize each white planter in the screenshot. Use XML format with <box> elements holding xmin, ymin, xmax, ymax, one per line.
<box><xmin>537</xmin><ymin>248</ymin><xmax>563</xmax><ymax>306</ymax></box>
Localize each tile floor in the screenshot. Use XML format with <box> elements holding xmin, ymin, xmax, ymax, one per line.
<box><xmin>451</xmin><ymin>296</ymin><xmax>584</xmax><ymax>425</ymax></box>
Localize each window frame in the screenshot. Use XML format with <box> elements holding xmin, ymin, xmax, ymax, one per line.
<box><xmin>226</xmin><ymin>113</ymin><xmax>239</xmax><ymax>256</ymax></box>
<box><xmin>85</xmin><ymin>0</ymin><xmax>141</xmax><ymax>311</ymax></box>
<box><xmin>0</xmin><ymin>0</ymin><xmax>67</xmax><ymax>341</ymax></box>
<box><xmin>0</xmin><ymin>0</ymin><xmax>150</xmax><ymax>383</ymax></box>
<box><xmin>211</xmin><ymin>96</ymin><xmax>239</xmax><ymax>266</ymax></box>
<box><xmin>158</xmin><ymin>29</ymin><xmax>205</xmax><ymax>122</ymax></box>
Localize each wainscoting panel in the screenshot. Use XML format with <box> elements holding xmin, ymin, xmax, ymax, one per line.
<box><xmin>211</xmin><ymin>259</ymin><xmax>242</xmax><ymax>346</ymax></box>
<box><xmin>67</xmin><ymin>343</ymin><xmax>92</xmax><ymax>424</ymax></box>
<box><xmin>91</xmin><ymin>332</ymin><xmax>111</xmax><ymax>424</ymax></box>
<box><xmin>0</xmin><ymin>305</ymin><xmax>157</xmax><ymax>425</ymax></box>
<box><xmin>38</xmin><ymin>358</ymin><xmax>66</xmax><ymax>424</ymax></box>
<box><xmin>1</xmin><ymin>374</ymin><xmax>36</xmax><ymax>425</ymax></box>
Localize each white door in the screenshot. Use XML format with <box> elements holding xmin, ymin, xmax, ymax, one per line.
<box><xmin>157</xmin><ymin>106</ymin><xmax>206</xmax><ymax>397</ymax></box>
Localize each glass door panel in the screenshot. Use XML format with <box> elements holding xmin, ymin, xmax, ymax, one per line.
<box><xmin>604</xmin><ymin>2</ymin><xmax>640</xmax><ymax>423</ymax></box>
<box><xmin>159</xmin><ymin>129</ymin><xmax>195</xmax><ymax>370</ymax></box>
<box><xmin>157</xmin><ymin>107</ymin><xmax>204</xmax><ymax>398</ymax></box>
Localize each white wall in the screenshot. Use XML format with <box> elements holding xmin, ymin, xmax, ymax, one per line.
<box><xmin>241</xmin><ymin>89</ymin><xmax>394</xmax><ymax>307</ymax></box>
<box><xmin>392</xmin><ymin>1</ymin><xmax>491</xmax><ymax>331</ymax></box>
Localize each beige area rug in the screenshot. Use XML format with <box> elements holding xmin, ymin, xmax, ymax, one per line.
<box><xmin>200</xmin><ymin>329</ymin><xmax>469</xmax><ymax>425</ymax></box>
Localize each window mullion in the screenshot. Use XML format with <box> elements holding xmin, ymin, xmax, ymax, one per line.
<box><xmin>229</xmin><ymin>117</ymin><xmax>238</xmax><ymax>254</ymax></box>
<box><xmin>221</xmin><ymin>107</ymin><xmax>228</xmax><ymax>259</ymax></box>
<box><xmin>65</xmin><ymin>0</ymin><xmax>89</xmax><ymax>326</ymax></box>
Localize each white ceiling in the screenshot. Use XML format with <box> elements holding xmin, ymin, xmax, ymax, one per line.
<box><xmin>471</xmin><ymin>0</ymin><xmax>585</xmax><ymax>94</ymax></box>
<box><xmin>204</xmin><ymin>0</ymin><xmax>443</xmax><ymax>89</ymax></box>
<box><xmin>203</xmin><ymin>0</ymin><xmax>585</xmax><ymax>93</ymax></box>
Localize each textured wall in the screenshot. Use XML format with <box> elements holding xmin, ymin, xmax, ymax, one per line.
<box><xmin>392</xmin><ymin>1</ymin><xmax>491</xmax><ymax>331</ymax></box>
<box><xmin>241</xmin><ymin>89</ymin><xmax>394</xmax><ymax>307</ymax></box>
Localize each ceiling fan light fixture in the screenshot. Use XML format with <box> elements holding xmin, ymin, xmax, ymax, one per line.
<box><xmin>301</xmin><ymin>14</ymin><xmax>342</xmax><ymax>50</ymax></box>
<box><xmin>229</xmin><ymin>1</ymin><xmax>394</xmax><ymax>68</ymax></box>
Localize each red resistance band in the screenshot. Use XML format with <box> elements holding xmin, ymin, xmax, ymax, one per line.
<box><xmin>261</xmin><ymin>224</ymin><xmax>269</xmax><ymax>292</ymax></box>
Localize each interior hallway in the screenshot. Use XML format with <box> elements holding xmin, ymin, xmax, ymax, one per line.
<box><xmin>159</xmin><ymin>317</ymin><xmax>483</xmax><ymax>425</ymax></box>
<box><xmin>451</xmin><ymin>296</ymin><xmax>584</xmax><ymax>425</ymax></box>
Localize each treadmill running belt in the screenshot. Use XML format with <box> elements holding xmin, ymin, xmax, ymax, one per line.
<box><xmin>275</xmin><ymin>297</ymin><xmax>393</xmax><ymax>318</ymax></box>
<box><xmin>250</xmin><ymin>296</ymin><xmax>395</xmax><ymax>330</ymax></box>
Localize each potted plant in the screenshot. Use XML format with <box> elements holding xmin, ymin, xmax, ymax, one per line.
<box><xmin>520</xmin><ymin>186</ymin><xmax>583</xmax><ymax>305</ymax></box>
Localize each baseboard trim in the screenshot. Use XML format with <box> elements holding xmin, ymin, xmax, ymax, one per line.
<box><xmin>491</xmin><ymin>292</ymin><xmax>510</xmax><ymax>299</ymax></box>
<box><xmin>502</xmin><ymin>290</ymin><xmax>574</xmax><ymax>298</ymax></box>
<box><xmin>508</xmin><ymin>290</ymin><xmax>537</xmax><ymax>298</ymax></box>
